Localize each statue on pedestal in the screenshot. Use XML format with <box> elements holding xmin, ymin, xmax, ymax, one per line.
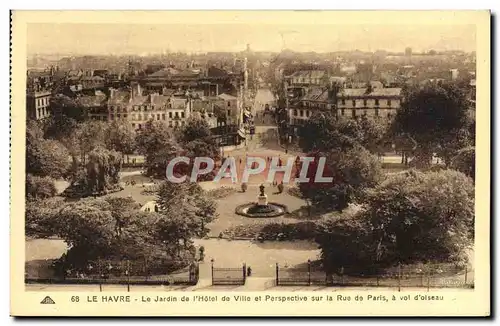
<box><xmin>259</xmin><ymin>184</ymin><xmax>265</xmax><ymax>197</ymax></box>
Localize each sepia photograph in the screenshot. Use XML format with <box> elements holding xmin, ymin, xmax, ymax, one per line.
<box><xmin>10</xmin><ymin>10</ymin><xmax>490</xmax><ymax>317</ymax></box>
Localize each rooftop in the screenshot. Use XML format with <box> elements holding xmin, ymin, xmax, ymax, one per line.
<box><xmin>77</xmin><ymin>94</ymin><xmax>107</xmax><ymax>107</ymax></box>
<box><xmin>289</xmin><ymin>70</ymin><xmax>326</xmax><ymax>79</ymax></box>
<box><xmin>339</xmin><ymin>88</ymin><xmax>402</xmax><ymax>98</ymax></box>
<box><xmin>301</xmin><ymin>87</ymin><xmax>329</xmax><ymax>102</ymax></box>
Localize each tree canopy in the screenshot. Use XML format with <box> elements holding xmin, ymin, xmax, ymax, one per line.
<box><xmin>298</xmin><ymin>146</ymin><xmax>382</xmax><ymax>212</ymax></box>
<box><xmin>392</xmin><ymin>82</ymin><xmax>472</xmax><ymax>166</ymax></box>
<box><xmin>135</xmin><ymin>120</ymin><xmax>180</xmax><ymax>177</ymax></box>
<box><xmin>299</xmin><ymin>112</ymin><xmax>389</xmax><ymax>155</ymax></box>
<box><xmin>316</xmin><ymin>169</ymin><xmax>474</xmax><ymax>272</ymax></box>
<box><xmin>179</xmin><ymin>117</ymin><xmax>212</xmax><ymax>144</ymax></box>
<box><xmin>26</xmin><ymin>120</ymin><xmax>70</xmax><ymax>179</ymax></box>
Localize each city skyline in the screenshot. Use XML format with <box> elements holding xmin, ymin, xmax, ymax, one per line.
<box><xmin>27</xmin><ymin>23</ymin><xmax>476</xmax><ymax>56</ymax></box>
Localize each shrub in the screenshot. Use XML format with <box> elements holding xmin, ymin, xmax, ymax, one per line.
<box><xmin>224</xmin><ymin>222</ymin><xmax>319</xmax><ymax>240</ymax></box>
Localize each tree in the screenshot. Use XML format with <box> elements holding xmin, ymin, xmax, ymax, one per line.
<box><xmin>357</xmin><ymin>116</ymin><xmax>390</xmax><ymax>155</ymax></box>
<box><xmin>103</xmin><ymin>197</ymin><xmax>142</xmax><ymax>236</ymax></box>
<box><xmin>298</xmin><ymin>146</ymin><xmax>382</xmax><ymax>212</ymax></box>
<box><xmin>435</xmin><ymin>116</ymin><xmax>475</xmax><ymax>167</ymax></box>
<box><xmin>179</xmin><ymin>117</ymin><xmax>212</xmax><ymax>144</ymax></box>
<box><xmin>135</xmin><ymin>120</ymin><xmax>180</xmax><ymax>177</ymax></box>
<box><xmin>315</xmin><ymin>169</ymin><xmax>474</xmax><ymax>272</ymax></box>
<box><xmin>363</xmin><ymin>169</ymin><xmax>474</xmax><ymax>266</ymax></box>
<box><xmin>26</xmin><ymin>120</ymin><xmax>70</xmax><ymax>179</ymax></box>
<box><xmin>25</xmin><ymin>197</ymin><xmax>65</xmax><ymax>237</ymax></box>
<box><xmin>49</xmin><ymin>94</ymin><xmax>87</xmax><ymax>122</ymax></box>
<box><xmin>299</xmin><ymin>112</ymin><xmax>358</xmax><ymax>153</ymax></box>
<box><xmin>26</xmin><ymin>174</ymin><xmax>57</xmax><ymax>200</ymax></box>
<box><xmin>105</xmin><ymin>121</ymin><xmax>136</xmax><ymax>161</ymax></box>
<box><xmin>451</xmin><ymin>146</ymin><xmax>475</xmax><ymax>181</ymax></box>
<box><xmin>77</xmin><ymin>120</ymin><xmax>107</xmax><ymax>164</ymax></box>
<box><xmin>155</xmin><ymin>182</ymin><xmax>218</xmax><ymax>239</ymax></box>
<box><xmin>50</xmin><ymin>197</ymin><xmax>196</xmax><ymax>271</ymax></box>
<box><xmin>392</xmin><ymin>82</ymin><xmax>470</xmax><ymax>167</ymax></box>
<box><xmin>83</xmin><ymin>146</ymin><xmax>122</xmax><ymax>195</ymax></box>
<box><xmin>56</xmin><ymin>198</ymin><xmax>117</xmax><ymax>265</ymax></box>
<box><xmin>315</xmin><ymin>211</ymin><xmax>376</xmax><ymax>273</ymax></box>
<box><xmin>299</xmin><ymin>112</ymin><xmax>389</xmax><ymax>155</ymax></box>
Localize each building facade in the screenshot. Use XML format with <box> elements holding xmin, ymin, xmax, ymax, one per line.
<box><xmin>336</xmin><ymin>88</ymin><xmax>402</xmax><ymax>119</ymax></box>
<box><xmin>26</xmin><ymin>90</ymin><xmax>52</xmax><ymax>120</ymax></box>
<box><xmin>288</xmin><ymin>87</ymin><xmax>330</xmax><ymax>126</ymax></box>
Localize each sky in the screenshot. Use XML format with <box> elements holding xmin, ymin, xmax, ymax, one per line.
<box><xmin>27</xmin><ymin>23</ymin><xmax>476</xmax><ymax>56</ymax></box>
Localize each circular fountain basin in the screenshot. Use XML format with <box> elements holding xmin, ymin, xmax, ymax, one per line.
<box><xmin>235</xmin><ymin>202</ymin><xmax>288</xmax><ymax>218</ymax></box>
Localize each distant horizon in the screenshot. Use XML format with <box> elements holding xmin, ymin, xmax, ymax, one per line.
<box><xmin>28</xmin><ymin>48</ymin><xmax>475</xmax><ymax>58</ymax></box>
<box><xmin>27</xmin><ymin>23</ymin><xmax>476</xmax><ymax>57</ymax></box>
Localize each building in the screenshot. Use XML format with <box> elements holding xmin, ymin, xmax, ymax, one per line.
<box><xmin>78</xmin><ymin>91</ymin><xmax>108</xmax><ymax>121</ymax></box>
<box><xmin>405</xmin><ymin>47</ymin><xmax>413</xmax><ymax>57</ymax></box>
<box><xmin>164</xmin><ymin>95</ymin><xmax>192</xmax><ymax>129</ymax></box>
<box><xmin>26</xmin><ymin>90</ymin><xmax>51</xmax><ymax>120</ymax></box>
<box><xmin>336</xmin><ymin>87</ymin><xmax>402</xmax><ymax>119</ymax></box>
<box><xmin>217</xmin><ymin>93</ymin><xmax>241</xmax><ymax>126</ymax></box>
<box><xmin>26</xmin><ymin>69</ymin><xmax>53</xmax><ymax>120</ymax></box>
<box><xmin>284</xmin><ymin>69</ymin><xmax>328</xmax><ymax>105</ymax></box>
<box><xmin>288</xmin><ymin>87</ymin><xmax>330</xmax><ymax>127</ymax></box>
<box><xmin>287</xmin><ymin>70</ymin><xmax>326</xmax><ymax>87</ymax></box>
<box><xmin>449</xmin><ymin>69</ymin><xmax>459</xmax><ymax>81</ymax></box>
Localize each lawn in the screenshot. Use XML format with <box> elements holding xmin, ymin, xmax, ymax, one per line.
<box><xmin>106</xmin><ymin>184</ymin><xmax>157</xmax><ymax>206</ymax></box>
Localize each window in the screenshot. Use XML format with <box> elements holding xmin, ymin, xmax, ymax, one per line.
<box><xmin>138</xmin><ymin>124</ymin><xmax>142</xmax><ymax>130</ymax></box>
<box><xmin>306</xmin><ymin>110</ymin><xmax>310</xmax><ymax>117</ymax></box>
<box><xmin>157</xmin><ymin>114</ymin><xmax>160</xmax><ymax>120</ymax></box>
<box><xmin>117</xmin><ymin>114</ymin><xmax>121</xmax><ymax>118</ymax></box>
<box><xmin>227</xmin><ymin>101</ymin><xmax>231</xmax><ymax>107</ymax></box>
<box><xmin>132</xmin><ymin>123</ymin><xmax>135</xmax><ymax>128</ymax></box>
<box><xmin>341</xmin><ymin>108</ymin><xmax>345</xmax><ymax>116</ymax></box>
<box><xmin>300</xmin><ymin>110</ymin><xmax>304</xmax><ymax>117</ymax></box>
<box><xmin>375</xmin><ymin>108</ymin><xmax>379</xmax><ymax>117</ymax></box>
<box><xmin>363</xmin><ymin>110</ymin><xmax>367</xmax><ymax>116</ymax></box>
<box><xmin>363</xmin><ymin>99</ymin><xmax>367</xmax><ymax>106</ymax></box>
<box><xmin>175</xmin><ymin>112</ymin><xmax>179</xmax><ymax>118</ymax></box>
<box><xmin>352</xmin><ymin>100</ymin><xmax>356</xmax><ymax>107</ymax></box>
<box><xmin>162</xmin><ymin>114</ymin><xmax>166</xmax><ymax>120</ymax></box>
<box><xmin>388</xmin><ymin>100</ymin><xmax>392</xmax><ymax>107</ymax></box>
<box><xmin>175</xmin><ymin>121</ymin><xmax>179</xmax><ymax>127</ymax></box>
<box><xmin>375</xmin><ymin>99</ymin><xmax>379</xmax><ymax>106</ymax></box>
<box><xmin>123</xmin><ymin>114</ymin><xmax>128</xmax><ymax>119</ymax></box>
<box><xmin>227</xmin><ymin>109</ymin><xmax>231</xmax><ymax>116</ymax></box>
<box><xmin>181</xmin><ymin>121</ymin><xmax>186</xmax><ymax>126</ymax></box>
<box><xmin>110</xmin><ymin>114</ymin><xmax>114</xmax><ymax>120</ymax></box>
<box><xmin>352</xmin><ymin>109</ymin><xmax>356</xmax><ymax>118</ymax></box>
<box><xmin>387</xmin><ymin>112</ymin><xmax>392</xmax><ymax>119</ymax></box>
<box><xmin>168</xmin><ymin>121</ymin><xmax>173</xmax><ymax>127</ymax></box>
<box><xmin>181</xmin><ymin>112</ymin><xmax>185</xmax><ymax>119</ymax></box>
<box><xmin>294</xmin><ymin>109</ymin><xmax>298</xmax><ymax>116</ymax></box>
<box><xmin>341</xmin><ymin>99</ymin><xmax>345</xmax><ymax>105</ymax></box>
<box><xmin>169</xmin><ymin>112</ymin><xmax>173</xmax><ymax>118</ymax></box>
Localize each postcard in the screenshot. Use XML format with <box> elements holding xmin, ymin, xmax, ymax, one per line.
<box><xmin>10</xmin><ymin>10</ymin><xmax>490</xmax><ymax>317</ymax></box>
